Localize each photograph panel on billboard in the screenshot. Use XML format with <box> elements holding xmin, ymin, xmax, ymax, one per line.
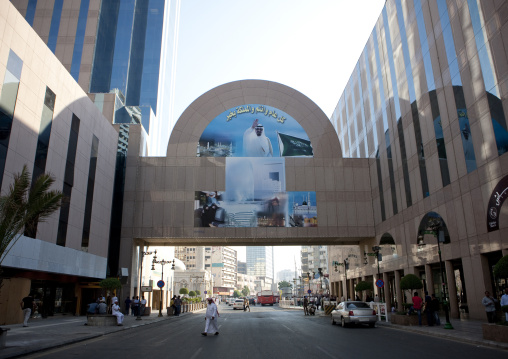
<box><xmin>197</xmin><ymin>104</ymin><xmax>313</xmax><ymax>157</ymax></box>
<box><xmin>194</xmin><ymin>158</ymin><xmax>317</xmax><ymax>228</ymax></box>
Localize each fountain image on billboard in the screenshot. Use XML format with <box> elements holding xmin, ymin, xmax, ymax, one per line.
<box><xmin>194</xmin><ymin>104</ymin><xmax>317</xmax><ymax>228</ymax></box>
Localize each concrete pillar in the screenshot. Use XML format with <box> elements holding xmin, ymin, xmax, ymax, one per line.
<box><xmin>383</xmin><ymin>272</ymin><xmax>392</xmax><ymax>309</ymax></box>
<box><xmin>196</xmin><ymin>247</ymin><xmax>205</xmax><ymax>270</ymax></box>
<box><xmin>348</xmin><ymin>279</ymin><xmax>354</xmax><ymax>300</ymax></box>
<box><xmin>425</xmin><ymin>264</ymin><xmax>434</xmax><ymax>295</ymax></box>
<box><xmin>373</xmin><ymin>273</ymin><xmax>382</xmax><ymax>298</ymax></box>
<box><xmin>502</xmin><ymin>248</ymin><xmax>508</xmax><ymax>256</ymax></box>
<box><xmin>445</xmin><ymin>260</ymin><xmax>459</xmax><ymax>319</ymax></box>
<box><xmin>394</xmin><ymin>270</ymin><xmax>403</xmax><ymax>312</ymax></box>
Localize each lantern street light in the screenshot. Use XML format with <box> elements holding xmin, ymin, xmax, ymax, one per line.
<box><xmin>332</xmin><ymin>258</ymin><xmax>349</xmax><ymax>300</ymax></box>
<box><xmin>364</xmin><ymin>246</ymin><xmax>382</xmax><ymax>300</ymax></box>
<box><xmin>137</xmin><ymin>247</ymin><xmax>156</xmax><ymax>320</ymax></box>
<box><xmin>151</xmin><ymin>254</ymin><xmax>175</xmax><ymax>318</ymax></box>
<box><xmin>417</xmin><ymin>217</ymin><xmax>453</xmax><ymax>330</ymax></box>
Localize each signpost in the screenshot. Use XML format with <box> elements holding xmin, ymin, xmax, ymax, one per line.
<box><xmin>141</xmin><ymin>286</ymin><xmax>152</xmax><ymax>292</ymax></box>
<box><xmin>376</xmin><ymin>279</ymin><xmax>384</xmax><ymax>288</ymax></box>
<box><xmin>157</xmin><ymin>280</ymin><xmax>165</xmax><ymax>288</ymax></box>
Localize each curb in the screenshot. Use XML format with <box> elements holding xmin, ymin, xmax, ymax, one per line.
<box><xmin>376</xmin><ymin>322</ymin><xmax>508</xmax><ymax>351</ymax></box>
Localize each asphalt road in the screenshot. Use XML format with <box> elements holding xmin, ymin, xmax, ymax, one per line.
<box><xmin>24</xmin><ymin>304</ymin><xmax>506</xmax><ymax>359</ymax></box>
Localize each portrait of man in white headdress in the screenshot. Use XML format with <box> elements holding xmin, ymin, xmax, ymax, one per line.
<box><xmin>243</xmin><ymin>119</ymin><xmax>273</xmax><ymax>157</ymax></box>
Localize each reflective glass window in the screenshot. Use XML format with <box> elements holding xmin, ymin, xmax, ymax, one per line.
<box><xmin>57</xmin><ymin>115</ymin><xmax>80</xmax><ymax>247</ymax></box>
<box><xmin>47</xmin><ymin>0</ymin><xmax>63</xmax><ymax>53</ymax></box>
<box><xmin>363</xmin><ymin>49</ymin><xmax>378</xmax><ymax>156</ymax></box>
<box><xmin>25</xmin><ymin>0</ymin><xmax>37</xmax><ymax>26</ymax></box>
<box><xmin>0</xmin><ymin>50</ymin><xmax>22</xmax><ymax>190</ymax></box>
<box><xmin>70</xmin><ymin>0</ymin><xmax>90</xmax><ymax>82</ymax></box>
<box><xmin>414</xmin><ymin>0</ymin><xmax>435</xmax><ymax>91</ymax></box>
<box><xmin>82</xmin><ymin>135</ymin><xmax>99</xmax><ymax>251</ymax></box>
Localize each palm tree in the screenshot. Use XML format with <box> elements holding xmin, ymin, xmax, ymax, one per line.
<box><xmin>0</xmin><ymin>165</ymin><xmax>63</xmax><ymax>266</ymax></box>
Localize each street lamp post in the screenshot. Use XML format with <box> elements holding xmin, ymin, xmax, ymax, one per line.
<box><xmin>137</xmin><ymin>247</ymin><xmax>156</xmax><ymax>320</ymax></box>
<box><xmin>364</xmin><ymin>246</ymin><xmax>382</xmax><ymax>301</ymax></box>
<box><xmin>151</xmin><ymin>255</ymin><xmax>175</xmax><ymax>318</ymax></box>
<box><xmin>306</xmin><ymin>272</ymin><xmax>311</xmax><ymax>296</ymax></box>
<box><xmin>333</xmin><ymin>259</ymin><xmax>349</xmax><ymax>300</ymax></box>
<box><xmin>418</xmin><ymin>217</ymin><xmax>453</xmax><ymax>330</ymax></box>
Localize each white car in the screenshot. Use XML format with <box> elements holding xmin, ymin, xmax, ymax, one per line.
<box><xmin>228</xmin><ymin>298</ymin><xmax>235</xmax><ymax>306</ymax></box>
<box><xmin>233</xmin><ymin>299</ymin><xmax>245</xmax><ymax>310</ymax></box>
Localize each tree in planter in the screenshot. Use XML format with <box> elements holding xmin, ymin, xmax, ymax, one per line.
<box><xmin>99</xmin><ymin>278</ymin><xmax>122</xmax><ymax>311</ymax></box>
<box><xmin>179</xmin><ymin>287</ymin><xmax>189</xmax><ymax>297</ymax></box>
<box><xmin>0</xmin><ymin>166</ymin><xmax>64</xmax><ymax>283</ymax></box>
<box><xmin>494</xmin><ymin>255</ymin><xmax>508</xmax><ymax>322</ymax></box>
<box><xmin>400</xmin><ymin>274</ymin><xmax>423</xmax><ymax>310</ymax></box>
<box><xmin>355</xmin><ymin>281</ymin><xmax>374</xmax><ymax>300</ymax></box>
<box><xmin>189</xmin><ymin>291</ymin><xmax>196</xmax><ymax>298</ymax></box>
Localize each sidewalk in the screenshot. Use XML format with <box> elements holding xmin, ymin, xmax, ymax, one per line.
<box><xmin>282</xmin><ymin>305</ymin><xmax>508</xmax><ymax>351</ymax></box>
<box><xmin>0</xmin><ymin>309</ymin><xmax>204</xmax><ymax>359</ymax></box>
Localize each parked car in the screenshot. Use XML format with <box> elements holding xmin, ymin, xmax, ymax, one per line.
<box><xmin>249</xmin><ymin>297</ymin><xmax>256</xmax><ymax>305</ymax></box>
<box><xmin>331</xmin><ymin>301</ymin><xmax>377</xmax><ymax>328</ymax></box>
<box><xmin>227</xmin><ymin>298</ymin><xmax>235</xmax><ymax>306</ymax></box>
<box><xmin>233</xmin><ymin>299</ymin><xmax>245</xmax><ymax>310</ymax></box>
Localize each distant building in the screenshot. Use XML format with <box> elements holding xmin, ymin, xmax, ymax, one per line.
<box><xmin>237</xmin><ymin>261</ymin><xmax>247</xmax><ymax>275</ymax></box>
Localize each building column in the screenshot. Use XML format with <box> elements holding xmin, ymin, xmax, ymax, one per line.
<box><xmin>373</xmin><ymin>273</ymin><xmax>381</xmax><ymax>298</ymax></box>
<box><xmin>502</xmin><ymin>249</ymin><xmax>508</xmax><ymax>256</ymax></box>
<box><xmin>383</xmin><ymin>272</ymin><xmax>392</xmax><ymax>309</ymax></box>
<box><xmin>394</xmin><ymin>270</ymin><xmax>403</xmax><ymax>312</ymax></box>
<box><xmin>425</xmin><ymin>264</ymin><xmax>434</xmax><ymax>295</ymax></box>
<box><xmin>445</xmin><ymin>260</ymin><xmax>459</xmax><ymax>319</ymax></box>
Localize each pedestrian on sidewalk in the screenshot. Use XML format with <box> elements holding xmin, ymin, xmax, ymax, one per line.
<box><xmin>132</xmin><ymin>296</ymin><xmax>140</xmax><ymax>316</ymax></box>
<box><xmin>412</xmin><ymin>292</ymin><xmax>423</xmax><ymax>326</ymax></box>
<box><xmin>482</xmin><ymin>291</ymin><xmax>498</xmax><ymax>323</ymax></box>
<box><xmin>303</xmin><ymin>296</ymin><xmax>309</xmax><ymax>315</ymax></box>
<box><xmin>139</xmin><ymin>296</ymin><xmax>147</xmax><ymax>316</ymax></box>
<box><xmin>430</xmin><ymin>294</ymin><xmax>441</xmax><ymax>325</ymax></box>
<box><xmin>424</xmin><ymin>291</ymin><xmax>434</xmax><ymax>326</ymax></box>
<box><xmin>501</xmin><ymin>288</ymin><xmax>508</xmax><ymax>322</ymax></box>
<box><xmin>112</xmin><ymin>300</ymin><xmax>124</xmax><ymax>326</ymax></box>
<box><xmin>124</xmin><ymin>296</ymin><xmax>131</xmax><ymax>315</ymax></box>
<box><xmin>20</xmin><ymin>293</ymin><xmax>34</xmax><ymax>327</ymax></box>
<box><xmin>202</xmin><ymin>298</ymin><xmax>219</xmax><ymax>336</ymax></box>
<box><xmin>174</xmin><ymin>296</ymin><xmax>182</xmax><ymax>316</ymax></box>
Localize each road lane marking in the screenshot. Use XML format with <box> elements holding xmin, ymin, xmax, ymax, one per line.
<box><xmin>282</xmin><ymin>324</ymin><xmax>294</xmax><ymax>332</ymax></box>
<box><xmin>317</xmin><ymin>345</ymin><xmax>340</xmax><ymax>359</ymax></box>
<box><xmin>190</xmin><ymin>347</ymin><xmax>202</xmax><ymax>359</ymax></box>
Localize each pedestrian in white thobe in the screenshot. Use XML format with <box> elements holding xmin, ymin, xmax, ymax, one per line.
<box><xmin>202</xmin><ymin>298</ymin><xmax>219</xmax><ymax>336</ymax></box>
<box><xmin>112</xmin><ymin>301</ymin><xmax>124</xmax><ymax>326</ymax></box>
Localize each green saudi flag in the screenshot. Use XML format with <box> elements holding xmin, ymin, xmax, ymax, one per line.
<box><xmin>277</xmin><ymin>132</ymin><xmax>313</xmax><ymax>157</ymax></box>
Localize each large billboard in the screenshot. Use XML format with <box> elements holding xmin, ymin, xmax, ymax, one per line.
<box><xmin>195</xmin><ymin>105</ymin><xmax>317</xmax><ymax>228</ymax></box>
<box><xmin>197</xmin><ymin>104</ymin><xmax>313</xmax><ymax>157</ymax></box>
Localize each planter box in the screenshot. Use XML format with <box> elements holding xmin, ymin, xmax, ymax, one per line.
<box><xmin>483</xmin><ymin>323</ymin><xmax>508</xmax><ymax>343</ymax></box>
<box><xmin>390</xmin><ymin>313</ymin><xmax>428</xmax><ymax>326</ymax></box>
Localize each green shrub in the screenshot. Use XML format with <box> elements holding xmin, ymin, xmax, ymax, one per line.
<box><xmin>179</xmin><ymin>287</ymin><xmax>189</xmax><ymax>296</ymax></box>
<box><xmin>355</xmin><ymin>281</ymin><xmax>374</xmax><ymax>292</ymax></box>
<box><xmin>400</xmin><ymin>274</ymin><xmax>423</xmax><ymax>296</ymax></box>
<box><xmin>189</xmin><ymin>291</ymin><xmax>196</xmax><ymax>297</ymax></box>
<box><xmin>494</xmin><ymin>255</ymin><xmax>508</xmax><ymax>279</ymax></box>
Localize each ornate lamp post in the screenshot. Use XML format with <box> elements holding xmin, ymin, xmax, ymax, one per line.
<box><xmin>364</xmin><ymin>246</ymin><xmax>382</xmax><ymax>300</ymax></box>
<box><xmin>332</xmin><ymin>258</ymin><xmax>349</xmax><ymax>300</ymax></box>
<box><xmin>417</xmin><ymin>217</ymin><xmax>453</xmax><ymax>330</ymax></box>
<box><xmin>137</xmin><ymin>247</ymin><xmax>156</xmax><ymax>320</ymax></box>
<box><xmin>151</xmin><ymin>254</ymin><xmax>175</xmax><ymax>317</ymax></box>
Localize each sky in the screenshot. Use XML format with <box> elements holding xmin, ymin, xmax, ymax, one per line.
<box><xmin>172</xmin><ymin>0</ymin><xmax>386</xmax><ymax>276</ymax></box>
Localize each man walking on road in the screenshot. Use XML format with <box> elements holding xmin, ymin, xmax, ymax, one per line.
<box><xmin>20</xmin><ymin>293</ymin><xmax>34</xmax><ymax>327</ymax></box>
<box><xmin>303</xmin><ymin>296</ymin><xmax>309</xmax><ymax>316</ymax></box>
<box><xmin>202</xmin><ymin>298</ymin><xmax>219</xmax><ymax>336</ymax></box>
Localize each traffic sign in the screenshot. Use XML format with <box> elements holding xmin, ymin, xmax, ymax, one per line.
<box><xmin>307</xmin><ymin>289</ymin><xmax>312</xmax><ymax>294</ymax></box>
<box><xmin>204</xmin><ymin>291</ymin><xmax>207</xmax><ymax>294</ymax></box>
<box><xmin>376</xmin><ymin>279</ymin><xmax>384</xmax><ymax>288</ymax></box>
<box><xmin>157</xmin><ymin>280</ymin><xmax>165</xmax><ymax>288</ymax></box>
<box><xmin>141</xmin><ymin>286</ymin><xmax>152</xmax><ymax>292</ymax></box>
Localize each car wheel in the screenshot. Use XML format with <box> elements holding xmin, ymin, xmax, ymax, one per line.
<box><xmin>341</xmin><ymin>317</ymin><xmax>346</xmax><ymax>328</ymax></box>
<box><xmin>331</xmin><ymin>315</ymin><xmax>336</xmax><ymax>325</ymax></box>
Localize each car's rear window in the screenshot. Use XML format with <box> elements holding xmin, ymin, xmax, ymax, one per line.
<box><xmin>346</xmin><ymin>302</ymin><xmax>370</xmax><ymax>309</ymax></box>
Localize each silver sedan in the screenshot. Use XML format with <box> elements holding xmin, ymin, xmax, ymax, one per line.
<box><xmin>331</xmin><ymin>301</ymin><xmax>377</xmax><ymax>328</ymax></box>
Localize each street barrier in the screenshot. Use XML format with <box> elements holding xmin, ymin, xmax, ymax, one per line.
<box><xmin>369</xmin><ymin>302</ymin><xmax>389</xmax><ymax>322</ymax></box>
<box><xmin>324</xmin><ymin>305</ymin><xmax>335</xmax><ymax>315</ymax></box>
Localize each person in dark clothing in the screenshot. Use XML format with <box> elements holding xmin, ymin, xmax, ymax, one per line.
<box><xmin>20</xmin><ymin>294</ymin><xmax>34</xmax><ymax>327</ymax></box>
<box><xmin>431</xmin><ymin>294</ymin><xmax>441</xmax><ymax>325</ymax></box>
<box><xmin>424</xmin><ymin>291</ymin><xmax>434</xmax><ymax>326</ymax></box>
<box><xmin>124</xmin><ymin>296</ymin><xmax>131</xmax><ymax>315</ymax></box>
